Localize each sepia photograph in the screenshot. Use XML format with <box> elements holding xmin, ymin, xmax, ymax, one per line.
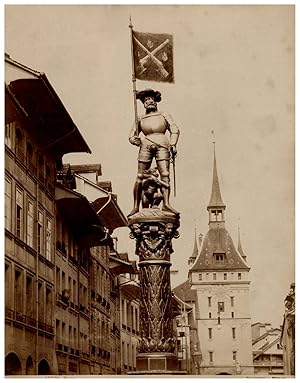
<box><xmin>4</xmin><ymin>3</ymin><xmax>295</xmax><ymax>377</ymax></box>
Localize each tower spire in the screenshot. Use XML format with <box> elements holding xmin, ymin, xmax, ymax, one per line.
<box><xmin>188</xmin><ymin>228</ymin><xmax>199</xmax><ymax>265</ymax></box>
<box><xmin>192</xmin><ymin>228</ymin><xmax>199</xmax><ymax>258</ymax></box>
<box><xmin>208</xmin><ymin>143</ymin><xmax>226</xmax><ymax>209</ymax></box>
<box><xmin>237</xmin><ymin>227</ymin><xmax>247</xmax><ymax>262</ymax></box>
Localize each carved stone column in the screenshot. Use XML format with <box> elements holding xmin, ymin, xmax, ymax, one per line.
<box><xmin>128</xmin><ymin>208</ymin><xmax>180</xmax><ymax>373</ymax></box>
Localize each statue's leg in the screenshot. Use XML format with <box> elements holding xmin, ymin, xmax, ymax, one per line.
<box><xmin>128</xmin><ymin>161</ymin><xmax>151</xmax><ymax>216</ymax></box>
<box><xmin>157</xmin><ymin>160</ymin><xmax>179</xmax><ymax>215</ymax></box>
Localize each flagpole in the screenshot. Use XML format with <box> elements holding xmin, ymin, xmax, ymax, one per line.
<box><xmin>129</xmin><ymin>16</ymin><xmax>139</xmax><ymax>136</ymax></box>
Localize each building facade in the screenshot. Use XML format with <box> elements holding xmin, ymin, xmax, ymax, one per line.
<box><xmin>173</xmin><ymin>281</ymin><xmax>201</xmax><ymax>375</ymax></box>
<box><xmin>252</xmin><ymin>323</ymin><xmax>283</xmax><ymax>375</ymax></box>
<box><xmin>5</xmin><ymin>54</ymin><xmax>91</xmax><ymax>375</ymax></box>
<box><xmin>187</xmin><ymin>147</ymin><xmax>254</xmax><ymax>375</ymax></box>
<box><xmin>5</xmin><ymin>55</ymin><xmax>137</xmax><ymax>376</ymax></box>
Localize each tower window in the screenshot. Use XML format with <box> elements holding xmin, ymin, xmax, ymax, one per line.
<box><xmin>231</xmin><ymin>312</ymin><xmax>234</xmax><ymax>318</ymax></box>
<box><xmin>208</xmin><ymin>328</ymin><xmax>212</xmax><ymax>339</ymax></box>
<box><xmin>238</xmin><ymin>273</ymin><xmax>242</xmax><ymax>280</ymax></box>
<box><xmin>209</xmin><ymin>351</ymin><xmax>214</xmax><ymax>363</ymax></box>
<box><xmin>208</xmin><ymin>297</ymin><xmax>212</xmax><ymax>307</ymax></box>
<box><xmin>211</xmin><ymin>210</ymin><xmax>223</xmax><ymax>221</ymax></box>
<box><xmin>213</xmin><ymin>273</ymin><xmax>216</xmax><ymax>280</ymax></box>
<box><xmin>232</xmin><ymin>328</ymin><xmax>236</xmax><ymax>339</ymax></box>
<box><xmin>209</xmin><ymin>312</ymin><xmax>212</xmax><ymax>319</ymax></box>
<box><xmin>218</xmin><ymin>302</ymin><xmax>225</xmax><ymax>313</ymax></box>
<box><xmin>230</xmin><ymin>297</ymin><xmax>234</xmax><ymax>307</ymax></box>
<box><xmin>233</xmin><ymin>351</ymin><xmax>237</xmax><ymax>362</ymax></box>
<box><xmin>198</xmin><ymin>274</ymin><xmax>202</xmax><ymax>281</ymax></box>
<box><xmin>224</xmin><ymin>273</ymin><xmax>227</xmax><ymax>280</ymax></box>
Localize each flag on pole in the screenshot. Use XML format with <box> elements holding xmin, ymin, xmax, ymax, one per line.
<box><xmin>132</xmin><ymin>30</ymin><xmax>174</xmax><ymax>83</ymax></box>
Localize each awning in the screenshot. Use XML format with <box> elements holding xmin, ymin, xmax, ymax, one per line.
<box><xmin>119</xmin><ymin>279</ymin><xmax>140</xmax><ymax>299</ymax></box>
<box><xmin>92</xmin><ymin>196</ymin><xmax>128</xmax><ymax>234</ymax></box>
<box><xmin>109</xmin><ymin>255</ymin><xmax>136</xmax><ymax>276</ymax></box>
<box><xmin>55</xmin><ymin>185</ymin><xmax>108</xmax><ymax>247</ymax></box>
<box><xmin>7</xmin><ymin>76</ymin><xmax>91</xmax><ymax>156</ymax></box>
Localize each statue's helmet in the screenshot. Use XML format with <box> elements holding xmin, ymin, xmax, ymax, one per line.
<box><xmin>136</xmin><ymin>89</ymin><xmax>161</xmax><ymax>103</ymax></box>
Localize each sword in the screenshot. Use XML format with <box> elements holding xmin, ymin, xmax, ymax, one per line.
<box><xmin>170</xmin><ymin>146</ymin><xmax>176</xmax><ymax>197</ymax></box>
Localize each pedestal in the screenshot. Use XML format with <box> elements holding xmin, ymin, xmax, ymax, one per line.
<box><xmin>128</xmin><ymin>208</ymin><xmax>183</xmax><ymax>374</ymax></box>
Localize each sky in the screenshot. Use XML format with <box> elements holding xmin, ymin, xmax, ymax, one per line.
<box><xmin>4</xmin><ymin>4</ymin><xmax>295</xmax><ymax>328</ymax></box>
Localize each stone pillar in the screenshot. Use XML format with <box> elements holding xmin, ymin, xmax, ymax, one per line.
<box><xmin>128</xmin><ymin>208</ymin><xmax>181</xmax><ymax>374</ymax></box>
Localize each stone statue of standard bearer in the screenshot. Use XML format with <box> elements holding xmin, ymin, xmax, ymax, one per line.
<box><xmin>128</xmin><ymin>89</ymin><xmax>180</xmax><ymax>217</ymax></box>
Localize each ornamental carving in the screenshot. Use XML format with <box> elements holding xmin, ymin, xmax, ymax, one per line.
<box><xmin>128</xmin><ymin>210</ymin><xmax>180</xmax><ymax>356</ymax></box>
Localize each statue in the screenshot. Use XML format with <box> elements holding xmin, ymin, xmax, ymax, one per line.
<box><xmin>128</xmin><ymin>89</ymin><xmax>180</xmax><ymax>217</ymax></box>
<box><xmin>141</xmin><ymin>167</ymin><xmax>166</xmax><ymax>209</ymax></box>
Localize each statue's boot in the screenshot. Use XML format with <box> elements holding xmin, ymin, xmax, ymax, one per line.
<box><xmin>161</xmin><ymin>186</ymin><xmax>179</xmax><ymax>216</ymax></box>
<box><xmin>128</xmin><ymin>180</ymin><xmax>142</xmax><ymax>217</ymax></box>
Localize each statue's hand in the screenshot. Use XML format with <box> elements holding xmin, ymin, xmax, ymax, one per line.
<box><xmin>129</xmin><ymin>136</ymin><xmax>141</xmax><ymax>147</ymax></box>
<box><xmin>170</xmin><ymin>145</ymin><xmax>177</xmax><ymax>157</ymax></box>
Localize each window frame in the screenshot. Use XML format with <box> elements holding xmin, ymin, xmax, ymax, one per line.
<box><xmin>26</xmin><ymin>199</ymin><xmax>34</xmax><ymax>248</ymax></box>
<box><xmin>16</xmin><ymin>187</ymin><xmax>24</xmax><ymax>240</ymax></box>
<box><xmin>5</xmin><ymin>177</ymin><xmax>12</xmax><ymax>231</ymax></box>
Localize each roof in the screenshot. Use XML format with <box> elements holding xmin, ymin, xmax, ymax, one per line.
<box><xmin>207</xmin><ymin>146</ymin><xmax>226</xmax><ymax>209</ymax></box>
<box><xmin>189</xmin><ymin>227</ymin><xmax>250</xmax><ymax>272</ymax></box>
<box><xmin>5</xmin><ymin>55</ymin><xmax>91</xmax><ymax>156</ymax></box>
<box><xmin>92</xmin><ymin>196</ymin><xmax>128</xmax><ymax>234</ymax></box>
<box><xmin>55</xmin><ymin>184</ymin><xmax>109</xmax><ymax>247</ymax></box>
<box><xmin>66</xmin><ymin>164</ymin><xmax>102</xmax><ymax>176</ymax></box>
<box><xmin>173</xmin><ymin>280</ymin><xmax>197</xmax><ymax>302</ymax></box>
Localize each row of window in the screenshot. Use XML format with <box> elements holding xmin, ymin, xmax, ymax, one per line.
<box><xmin>5</xmin><ymin>121</ymin><xmax>54</xmax><ymax>180</ymax></box>
<box><xmin>121</xmin><ymin>299</ymin><xmax>139</xmax><ymax>331</ymax></box>
<box><xmin>5</xmin><ymin>262</ymin><xmax>53</xmax><ymax>325</ymax></box>
<box><xmin>122</xmin><ymin>341</ymin><xmax>136</xmax><ymax>369</ymax></box>
<box><xmin>207</xmin><ymin>311</ymin><xmax>235</xmax><ymax>319</ymax></box>
<box><xmin>56</xmin><ymin>320</ymin><xmax>79</xmax><ymax>350</ymax></box>
<box><xmin>5</xmin><ymin>177</ymin><xmax>52</xmax><ymax>260</ymax></box>
<box><xmin>56</xmin><ymin>271</ymin><xmax>88</xmax><ymax>308</ymax></box>
<box><xmin>208</xmin><ymin>327</ymin><xmax>236</xmax><ymax>339</ymax></box>
<box><xmin>199</xmin><ymin>272</ymin><xmax>242</xmax><ymax>281</ymax></box>
<box><xmin>208</xmin><ymin>350</ymin><xmax>238</xmax><ymax>363</ymax></box>
<box><xmin>208</xmin><ymin>297</ymin><xmax>234</xmax><ymax>310</ymax></box>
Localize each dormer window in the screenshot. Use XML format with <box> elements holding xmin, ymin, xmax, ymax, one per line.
<box><xmin>213</xmin><ymin>253</ymin><xmax>226</xmax><ymax>264</ymax></box>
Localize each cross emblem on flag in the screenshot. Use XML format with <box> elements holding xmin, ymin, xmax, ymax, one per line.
<box><xmin>132</xmin><ymin>30</ymin><xmax>174</xmax><ymax>83</ymax></box>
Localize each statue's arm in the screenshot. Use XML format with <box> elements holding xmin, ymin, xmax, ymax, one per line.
<box><xmin>162</xmin><ymin>111</ymin><xmax>180</xmax><ymax>147</ymax></box>
<box><xmin>129</xmin><ymin>118</ymin><xmax>142</xmax><ymax>146</ymax></box>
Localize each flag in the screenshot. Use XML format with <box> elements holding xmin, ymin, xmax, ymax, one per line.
<box><xmin>132</xmin><ymin>30</ymin><xmax>174</xmax><ymax>83</ymax></box>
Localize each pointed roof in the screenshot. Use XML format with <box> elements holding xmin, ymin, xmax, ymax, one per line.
<box><xmin>237</xmin><ymin>228</ymin><xmax>247</xmax><ymax>260</ymax></box>
<box><xmin>208</xmin><ymin>145</ymin><xmax>226</xmax><ymax>209</ymax></box>
<box><xmin>191</xmin><ymin>229</ymin><xmax>199</xmax><ymax>259</ymax></box>
<box><xmin>189</xmin><ymin>227</ymin><xmax>250</xmax><ymax>272</ymax></box>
